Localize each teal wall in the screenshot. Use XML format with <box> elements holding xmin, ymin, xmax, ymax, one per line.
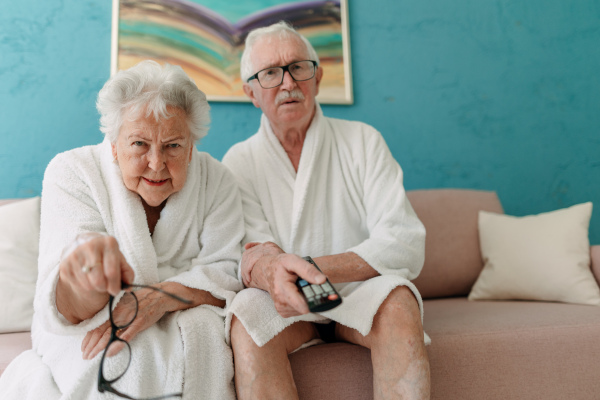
<box><xmin>1</xmin><ymin>1</ymin><xmax>599</xmax><ymax>243</ymax></box>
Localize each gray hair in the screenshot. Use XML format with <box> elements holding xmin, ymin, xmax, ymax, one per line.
<box><xmin>240</xmin><ymin>21</ymin><xmax>320</xmax><ymax>82</ymax></box>
<box><xmin>96</xmin><ymin>60</ymin><xmax>210</xmax><ymax>143</ymax></box>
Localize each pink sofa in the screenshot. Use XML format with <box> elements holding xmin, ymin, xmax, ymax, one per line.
<box><xmin>2</xmin><ymin>190</ymin><xmax>600</xmax><ymax>399</ymax></box>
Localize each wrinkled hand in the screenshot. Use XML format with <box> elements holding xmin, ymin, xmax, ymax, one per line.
<box><xmin>57</xmin><ymin>234</ymin><xmax>135</xmax><ymax>323</ymax></box>
<box><xmin>242</xmin><ymin>242</ymin><xmax>327</xmax><ymax>318</ymax></box>
<box><xmin>59</xmin><ymin>233</ymin><xmax>134</xmax><ymax>297</ymax></box>
<box><xmin>81</xmin><ymin>287</ymin><xmax>167</xmax><ymax>360</ymax></box>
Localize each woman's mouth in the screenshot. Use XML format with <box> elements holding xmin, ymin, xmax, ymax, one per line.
<box><xmin>143</xmin><ymin>177</ymin><xmax>168</xmax><ymax>186</ymax></box>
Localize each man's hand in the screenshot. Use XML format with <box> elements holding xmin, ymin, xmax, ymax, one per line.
<box><xmin>242</xmin><ymin>242</ymin><xmax>327</xmax><ymax>317</ymax></box>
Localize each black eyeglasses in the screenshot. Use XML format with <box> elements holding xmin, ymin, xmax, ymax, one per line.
<box><xmin>247</xmin><ymin>60</ymin><xmax>318</xmax><ymax>89</ymax></box>
<box><xmin>98</xmin><ymin>283</ymin><xmax>192</xmax><ymax>400</ymax></box>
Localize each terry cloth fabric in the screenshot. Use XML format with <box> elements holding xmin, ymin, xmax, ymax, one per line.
<box><xmin>0</xmin><ymin>138</ymin><xmax>244</xmax><ymax>399</ymax></box>
<box><xmin>222</xmin><ymin>104</ymin><xmax>429</xmax><ymax>347</ymax></box>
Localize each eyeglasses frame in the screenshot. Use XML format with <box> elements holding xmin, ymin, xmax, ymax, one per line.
<box><xmin>97</xmin><ymin>283</ymin><xmax>192</xmax><ymax>400</ymax></box>
<box><xmin>246</xmin><ymin>60</ymin><xmax>318</xmax><ymax>89</ymax></box>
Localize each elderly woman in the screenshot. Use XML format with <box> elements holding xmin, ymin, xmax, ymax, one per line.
<box><xmin>0</xmin><ymin>60</ymin><xmax>244</xmax><ymax>399</ymax></box>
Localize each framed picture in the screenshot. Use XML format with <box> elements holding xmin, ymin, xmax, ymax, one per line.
<box><xmin>111</xmin><ymin>0</ymin><xmax>353</xmax><ymax>104</ymax></box>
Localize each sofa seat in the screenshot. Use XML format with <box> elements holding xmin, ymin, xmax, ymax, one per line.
<box><xmin>290</xmin><ymin>297</ymin><xmax>600</xmax><ymax>400</ymax></box>
<box><xmin>0</xmin><ymin>332</ymin><xmax>31</xmax><ymax>376</ymax></box>
<box><xmin>424</xmin><ymin>297</ymin><xmax>600</xmax><ymax>400</ymax></box>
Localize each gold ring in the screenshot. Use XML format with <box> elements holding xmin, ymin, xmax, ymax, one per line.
<box><xmin>81</xmin><ymin>264</ymin><xmax>96</xmax><ymax>274</ymax></box>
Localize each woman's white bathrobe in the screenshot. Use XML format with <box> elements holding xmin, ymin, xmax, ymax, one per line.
<box><xmin>221</xmin><ymin>105</ymin><xmax>428</xmax><ymax>347</ymax></box>
<box><xmin>0</xmin><ymin>139</ymin><xmax>244</xmax><ymax>399</ymax></box>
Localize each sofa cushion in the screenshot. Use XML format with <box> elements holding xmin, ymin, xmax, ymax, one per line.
<box><xmin>591</xmin><ymin>245</ymin><xmax>600</xmax><ymax>287</ymax></box>
<box><xmin>0</xmin><ymin>332</ymin><xmax>32</xmax><ymax>376</ymax></box>
<box><xmin>0</xmin><ymin>198</ymin><xmax>41</xmax><ymax>333</ymax></box>
<box><xmin>470</xmin><ymin>202</ymin><xmax>600</xmax><ymax>305</ymax></box>
<box><xmin>423</xmin><ymin>298</ymin><xmax>600</xmax><ymax>399</ymax></box>
<box><xmin>407</xmin><ymin>189</ymin><xmax>503</xmax><ymax>299</ymax></box>
<box><xmin>290</xmin><ymin>342</ymin><xmax>372</xmax><ymax>400</ymax></box>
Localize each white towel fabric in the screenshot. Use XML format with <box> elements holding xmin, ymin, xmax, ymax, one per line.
<box><xmin>0</xmin><ymin>138</ymin><xmax>244</xmax><ymax>399</ymax></box>
<box><xmin>222</xmin><ymin>104</ymin><xmax>429</xmax><ymax>347</ymax></box>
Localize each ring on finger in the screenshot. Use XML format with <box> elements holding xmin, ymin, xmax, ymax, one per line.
<box><xmin>81</xmin><ymin>264</ymin><xmax>99</xmax><ymax>274</ymax></box>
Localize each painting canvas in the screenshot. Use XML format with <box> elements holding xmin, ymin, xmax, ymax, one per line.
<box><xmin>111</xmin><ymin>0</ymin><xmax>353</xmax><ymax>104</ymax></box>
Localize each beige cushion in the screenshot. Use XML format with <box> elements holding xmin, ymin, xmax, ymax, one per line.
<box><xmin>469</xmin><ymin>202</ymin><xmax>600</xmax><ymax>305</ymax></box>
<box><xmin>408</xmin><ymin>189</ymin><xmax>503</xmax><ymax>299</ymax></box>
<box><xmin>0</xmin><ymin>198</ymin><xmax>41</xmax><ymax>333</ymax></box>
<box><xmin>591</xmin><ymin>245</ymin><xmax>600</xmax><ymax>287</ymax></box>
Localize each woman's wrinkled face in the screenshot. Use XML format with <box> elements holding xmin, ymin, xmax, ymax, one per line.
<box><xmin>111</xmin><ymin>106</ymin><xmax>194</xmax><ymax>207</ymax></box>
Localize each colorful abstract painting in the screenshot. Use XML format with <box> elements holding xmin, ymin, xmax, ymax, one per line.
<box><xmin>111</xmin><ymin>0</ymin><xmax>353</xmax><ymax>103</ymax></box>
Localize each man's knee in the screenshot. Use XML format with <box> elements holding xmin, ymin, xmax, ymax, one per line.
<box><xmin>373</xmin><ymin>286</ymin><xmax>423</xmax><ymax>336</ymax></box>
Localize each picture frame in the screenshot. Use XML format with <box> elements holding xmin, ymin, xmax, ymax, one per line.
<box><xmin>111</xmin><ymin>0</ymin><xmax>353</xmax><ymax>104</ymax></box>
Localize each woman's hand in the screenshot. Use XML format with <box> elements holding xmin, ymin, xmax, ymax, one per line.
<box><xmin>81</xmin><ymin>286</ymin><xmax>168</xmax><ymax>360</ymax></box>
<box><xmin>81</xmin><ymin>281</ymin><xmax>225</xmax><ymax>360</ymax></box>
<box><xmin>56</xmin><ymin>233</ymin><xmax>135</xmax><ymax>324</ymax></box>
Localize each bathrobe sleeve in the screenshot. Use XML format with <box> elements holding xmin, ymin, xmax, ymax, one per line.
<box><xmin>344</xmin><ymin>124</ymin><xmax>426</xmax><ymax>280</ymax></box>
<box><xmin>35</xmin><ymin>149</ymin><xmax>112</xmax><ymax>336</ymax></box>
<box><xmin>165</xmin><ymin>160</ymin><xmax>245</xmax><ymax>315</ymax></box>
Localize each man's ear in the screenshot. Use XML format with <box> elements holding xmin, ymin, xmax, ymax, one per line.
<box><xmin>314</xmin><ymin>66</ymin><xmax>324</xmax><ymax>96</ymax></box>
<box><xmin>243</xmin><ymin>83</ymin><xmax>261</xmax><ymax>109</ymax></box>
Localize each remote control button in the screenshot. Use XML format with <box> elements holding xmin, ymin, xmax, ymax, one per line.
<box><xmin>328</xmin><ymin>294</ymin><xmax>339</xmax><ymax>300</ymax></box>
<box><xmin>297</xmin><ymin>279</ymin><xmax>309</xmax><ymax>287</ymax></box>
<box><xmin>322</xmin><ymin>282</ymin><xmax>333</xmax><ymax>291</ymax></box>
<box><xmin>302</xmin><ymin>287</ymin><xmax>315</xmax><ymax>297</ymax></box>
<box><xmin>311</xmin><ymin>285</ymin><xmax>324</xmax><ymax>295</ymax></box>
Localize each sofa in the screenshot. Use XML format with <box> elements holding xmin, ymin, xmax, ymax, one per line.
<box><xmin>1</xmin><ymin>189</ymin><xmax>599</xmax><ymax>399</ymax></box>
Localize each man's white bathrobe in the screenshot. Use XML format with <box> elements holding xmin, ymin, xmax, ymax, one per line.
<box><xmin>0</xmin><ymin>139</ymin><xmax>244</xmax><ymax>399</ymax></box>
<box><xmin>222</xmin><ymin>105</ymin><xmax>428</xmax><ymax>347</ymax></box>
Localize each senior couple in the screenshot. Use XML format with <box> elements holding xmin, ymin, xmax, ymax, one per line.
<box><xmin>0</xmin><ymin>22</ymin><xmax>429</xmax><ymax>400</ymax></box>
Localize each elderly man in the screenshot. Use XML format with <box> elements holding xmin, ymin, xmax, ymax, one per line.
<box><xmin>223</xmin><ymin>21</ymin><xmax>430</xmax><ymax>399</ymax></box>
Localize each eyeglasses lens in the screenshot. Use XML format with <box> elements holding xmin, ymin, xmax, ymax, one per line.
<box><xmin>258</xmin><ymin>61</ymin><xmax>315</xmax><ymax>89</ymax></box>
<box><xmin>102</xmin><ymin>340</ymin><xmax>132</xmax><ymax>382</ymax></box>
<box><xmin>112</xmin><ymin>291</ymin><xmax>137</xmax><ymax>329</ymax></box>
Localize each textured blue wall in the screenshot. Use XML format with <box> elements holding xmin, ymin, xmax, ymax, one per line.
<box><xmin>1</xmin><ymin>1</ymin><xmax>599</xmax><ymax>243</ymax></box>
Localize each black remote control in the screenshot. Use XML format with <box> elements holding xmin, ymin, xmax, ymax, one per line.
<box><xmin>296</xmin><ymin>256</ymin><xmax>342</xmax><ymax>312</ymax></box>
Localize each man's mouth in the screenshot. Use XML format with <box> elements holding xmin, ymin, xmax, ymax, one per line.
<box><xmin>143</xmin><ymin>177</ymin><xmax>168</xmax><ymax>186</ymax></box>
<box><xmin>276</xmin><ymin>89</ymin><xmax>305</xmax><ymax>105</ymax></box>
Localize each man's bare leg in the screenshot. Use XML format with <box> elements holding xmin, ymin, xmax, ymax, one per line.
<box><xmin>231</xmin><ymin>316</ymin><xmax>318</xmax><ymax>400</ymax></box>
<box><xmin>336</xmin><ymin>286</ymin><xmax>430</xmax><ymax>400</ymax></box>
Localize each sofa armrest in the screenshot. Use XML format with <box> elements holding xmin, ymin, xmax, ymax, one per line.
<box><xmin>591</xmin><ymin>246</ymin><xmax>600</xmax><ymax>287</ymax></box>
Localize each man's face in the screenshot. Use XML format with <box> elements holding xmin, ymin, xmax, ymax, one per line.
<box><xmin>243</xmin><ymin>35</ymin><xmax>323</xmax><ymax>128</ymax></box>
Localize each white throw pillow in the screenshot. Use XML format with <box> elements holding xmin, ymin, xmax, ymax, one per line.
<box><xmin>0</xmin><ymin>197</ymin><xmax>41</xmax><ymax>333</ymax></box>
<box><xmin>469</xmin><ymin>202</ymin><xmax>600</xmax><ymax>305</ymax></box>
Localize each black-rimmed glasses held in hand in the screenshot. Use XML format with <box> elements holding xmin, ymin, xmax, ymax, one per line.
<box><xmin>97</xmin><ymin>283</ymin><xmax>192</xmax><ymax>400</ymax></box>
<box><xmin>247</xmin><ymin>60</ymin><xmax>318</xmax><ymax>89</ymax></box>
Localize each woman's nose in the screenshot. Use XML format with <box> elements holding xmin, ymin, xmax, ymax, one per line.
<box><xmin>147</xmin><ymin>148</ymin><xmax>166</xmax><ymax>171</ymax></box>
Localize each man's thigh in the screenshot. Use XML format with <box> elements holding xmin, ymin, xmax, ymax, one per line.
<box><xmin>277</xmin><ymin>321</ymin><xmax>320</xmax><ymax>355</ymax></box>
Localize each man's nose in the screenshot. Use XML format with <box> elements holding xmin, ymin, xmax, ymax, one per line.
<box><xmin>280</xmin><ymin>70</ymin><xmax>297</xmax><ymax>90</ymax></box>
<box><xmin>147</xmin><ymin>148</ymin><xmax>166</xmax><ymax>171</ymax></box>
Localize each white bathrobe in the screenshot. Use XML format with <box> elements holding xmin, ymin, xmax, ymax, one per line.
<box><xmin>0</xmin><ymin>139</ymin><xmax>244</xmax><ymax>399</ymax></box>
<box><xmin>222</xmin><ymin>104</ymin><xmax>428</xmax><ymax>347</ymax></box>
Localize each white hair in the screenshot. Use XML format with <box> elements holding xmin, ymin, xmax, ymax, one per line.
<box><xmin>240</xmin><ymin>21</ymin><xmax>320</xmax><ymax>82</ymax></box>
<box><xmin>96</xmin><ymin>60</ymin><xmax>210</xmax><ymax>143</ymax></box>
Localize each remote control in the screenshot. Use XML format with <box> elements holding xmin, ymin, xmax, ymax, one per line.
<box><xmin>296</xmin><ymin>256</ymin><xmax>342</xmax><ymax>312</ymax></box>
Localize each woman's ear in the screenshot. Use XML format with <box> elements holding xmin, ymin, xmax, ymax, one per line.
<box><xmin>111</xmin><ymin>143</ymin><xmax>118</xmax><ymax>162</ymax></box>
